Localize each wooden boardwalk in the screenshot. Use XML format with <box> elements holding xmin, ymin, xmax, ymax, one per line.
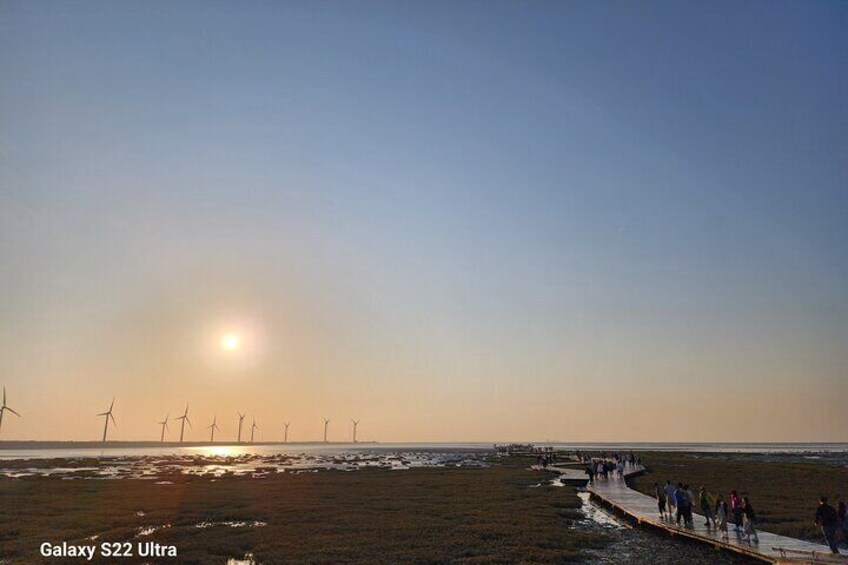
<box><xmin>583</xmin><ymin>465</ymin><xmax>847</xmax><ymax>564</ymax></box>
<box><xmin>530</xmin><ymin>463</ymin><xmax>590</xmax><ymax>485</ymax></box>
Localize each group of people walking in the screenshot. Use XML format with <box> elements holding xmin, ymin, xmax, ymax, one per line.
<box><xmin>816</xmin><ymin>496</ymin><xmax>847</xmax><ymax>554</ymax></box>
<box><xmin>651</xmin><ymin>483</ymin><xmax>848</xmax><ymax>554</ymax></box>
<box><xmin>653</xmin><ymin>482</ymin><xmax>759</xmax><ymax>543</ymax></box>
<box><xmin>584</xmin><ymin>452</ymin><xmax>641</xmax><ymax>482</ymax></box>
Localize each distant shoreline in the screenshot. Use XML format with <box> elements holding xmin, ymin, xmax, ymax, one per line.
<box><xmin>1</xmin><ymin>440</ymin><xmax>846</xmax><ymax>451</ymax></box>
<box><xmin>0</xmin><ymin>440</ymin><xmax>380</xmax><ymax>450</ymax></box>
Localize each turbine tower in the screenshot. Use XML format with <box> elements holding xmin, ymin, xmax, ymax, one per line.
<box><xmin>323</xmin><ymin>417</ymin><xmax>330</xmax><ymax>443</ymax></box>
<box><xmin>250</xmin><ymin>418</ymin><xmax>258</xmax><ymax>443</ymax></box>
<box><xmin>97</xmin><ymin>398</ymin><xmax>116</xmax><ymax>442</ymax></box>
<box><xmin>208</xmin><ymin>415</ymin><xmax>219</xmax><ymax>442</ymax></box>
<box><xmin>176</xmin><ymin>404</ymin><xmax>192</xmax><ymax>443</ymax></box>
<box><xmin>237</xmin><ymin>412</ymin><xmax>246</xmax><ymax>443</ymax></box>
<box><xmin>0</xmin><ymin>386</ymin><xmax>21</xmax><ymax>435</ymax></box>
<box><xmin>158</xmin><ymin>413</ymin><xmax>169</xmax><ymax>443</ymax></box>
<box><xmin>283</xmin><ymin>421</ymin><xmax>290</xmax><ymax>443</ymax></box>
<box><xmin>351</xmin><ymin>419</ymin><xmax>360</xmax><ymax>443</ymax></box>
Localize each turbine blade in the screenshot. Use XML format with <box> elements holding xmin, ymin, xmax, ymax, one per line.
<box><xmin>110</xmin><ymin>397</ymin><xmax>115</xmax><ymax>410</ymax></box>
<box><xmin>7</xmin><ymin>407</ymin><xmax>21</xmax><ymax>417</ymax></box>
<box><xmin>110</xmin><ymin>413</ymin><xmax>117</xmax><ymax>426</ymax></box>
<box><xmin>97</xmin><ymin>412</ymin><xmax>108</xmax><ymax>417</ymax></box>
<box><xmin>186</xmin><ymin>417</ymin><xmax>192</xmax><ymax>428</ymax></box>
<box><xmin>2</xmin><ymin>386</ymin><xmax>5</xmax><ymax>405</ymax></box>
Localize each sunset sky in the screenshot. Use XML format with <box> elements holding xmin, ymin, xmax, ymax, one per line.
<box><xmin>1</xmin><ymin>1</ymin><xmax>845</xmax><ymax>442</ymax></box>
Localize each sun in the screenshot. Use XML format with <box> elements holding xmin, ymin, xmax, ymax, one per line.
<box><xmin>220</xmin><ymin>334</ymin><xmax>240</xmax><ymax>352</ymax></box>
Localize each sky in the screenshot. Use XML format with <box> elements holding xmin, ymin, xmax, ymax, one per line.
<box><xmin>0</xmin><ymin>1</ymin><xmax>846</xmax><ymax>443</ymax></box>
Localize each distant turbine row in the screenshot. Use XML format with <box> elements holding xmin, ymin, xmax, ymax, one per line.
<box><xmin>0</xmin><ymin>388</ymin><xmax>362</xmax><ymax>444</ymax></box>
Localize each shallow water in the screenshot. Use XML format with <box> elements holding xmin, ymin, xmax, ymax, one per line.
<box><xmin>2</xmin><ymin>442</ymin><xmax>846</xmax><ymax>460</ymax></box>
<box><xmin>226</xmin><ymin>554</ymin><xmax>259</xmax><ymax>565</ymax></box>
<box><xmin>0</xmin><ymin>450</ymin><xmax>489</xmax><ymax>480</ymax></box>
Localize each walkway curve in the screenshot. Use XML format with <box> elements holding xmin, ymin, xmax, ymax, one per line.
<box><xmin>580</xmin><ymin>465</ymin><xmax>847</xmax><ymax>564</ymax></box>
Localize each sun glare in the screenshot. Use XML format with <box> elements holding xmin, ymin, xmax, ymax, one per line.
<box><xmin>221</xmin><ymin>334</ymin><xmax>240</xmax><ymax>352</ymax></box>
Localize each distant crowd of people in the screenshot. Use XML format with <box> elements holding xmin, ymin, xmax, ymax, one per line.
<box><xmin>535</xmin><ymin>446</ymin><xmax>559</xmax><ymax>467</ymax></box>
<box><xmin>584</xmin><ymin>452</ymin><xmax>641</xmax><ymax>482</ymax></box>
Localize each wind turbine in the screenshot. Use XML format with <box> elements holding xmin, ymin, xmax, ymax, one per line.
<box><xmin>323</xmin><ymin>417</ymin><xmax>330</xmax><ymax>443</ymax></box>
<box><xmin>250</xmin><ymin>418</ymin><xmax>258</xmax><ymax>443</ymax></box>
<box><xmin>237</xmin><ymin>412</ymin><xmax>246</xmax><ymax>443</ymax></box>
<box><xmin>158</xmin><ymin>413</ymin><xmax>169</xmax><ymax>443</ymax></box>
<box><xmin>283</xmin><ymin>421</ymin><xmax>290</xmax><ymax>443</ymax></box>
<box><xmin>176</xmin><ymin>404</ymin><xmax>192</xmax><ymax>443</ymax></box>
<box><xmin>0</xmin><ymin>386</ymin><xmax>21</xmax><ymax>435</ymax></box>
<box><xmin>351</xmin><ymin>419</ymin><xmax>360</xmax><ymax>443</ymax></box>
<box><xmin>208</xmin><ymin>415</ymin><xmax>220</xmax><ymax>442</ymax></box>
<box><xmin>97</xmin><ymin>398</ymin><xmax>116</xmax><ymax>442</ymax></box>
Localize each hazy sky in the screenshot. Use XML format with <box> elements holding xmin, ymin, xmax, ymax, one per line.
<box><xmin>1</xmin><ymin>1</ymin><xmax>846</xmax><ymax>442</ymax></box>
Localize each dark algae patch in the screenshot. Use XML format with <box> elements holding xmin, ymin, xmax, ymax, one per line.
<box><xmin>0</xmin><ymin>457</ymin><xmax>605</xmax><ymax>564</ymax></box>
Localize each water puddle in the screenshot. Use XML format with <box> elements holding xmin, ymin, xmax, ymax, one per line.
<box><xmin>195</xmin><ymin>520</ymin><xmax>267</xmax><ymax>529</ymax></box>
<box><xmin>577</xmin><ymin>491</ymin><xmax>627</xmax><ymax>529</ymax></box>
<box><xmin>136</xmin><ymin>524</ymin><xmax>170</xmax><ymax>537</ymax></box>
<box><xmin>227</xmin><ymin>554</ymin><xmax>260</xmax><ymax>565</ymax></box>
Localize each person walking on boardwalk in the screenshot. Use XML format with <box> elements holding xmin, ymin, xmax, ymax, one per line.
<box><xmin>674</xmin><ymin>483</ymin><xmax>687</xmax><ymax>526</ymax></box>
<box><xmin>815</xmin><ymin>496</ymin><xmax>841</xmax><ymax>554</ymax></box>
<box><xmin>683</xmin><ymin>484</ymin><xmax>695</xmax><ymax>528</ymax></box>
<box><xmin>699</xmin><ymin>486</ymin><xmax>716</xmax><ymax>527</ymax></box>
<box><xmin>742</xmin><ymin>496</ymin><xmax>759</xmax><ymax>543</ymax></box>
<box><xmin>654</xmin><ymin>482</ymin><xmax>667</xmax><ymax>519</ymax></box>
<box><xmin>837</xmin><ymin>497</ymin><xmax>847</xmax><ymax>549</ymax></box>
<box><xmin>665</xmin><ymin>480</ymin><xmax>677</xmax><ymax>519</ymax></box>
<box><xmin>715</xmin><ymin>494</ymin><xmax>729</xmax><ymax>540</ymax></box>
<box><xmin>730</xmin><ymin>490</ymin><xmax>744</xmax><ymax>532</ymax></box>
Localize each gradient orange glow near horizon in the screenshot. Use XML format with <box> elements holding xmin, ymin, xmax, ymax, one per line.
<box><xmin>1</xmin><ymin>2</ymin><xmax>846</xmax><ymax>443</ymax></box>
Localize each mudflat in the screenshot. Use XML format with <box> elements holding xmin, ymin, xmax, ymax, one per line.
<box><xmin>0</xmin><ymin>456</ymin><xmax>604</xmax><ymax>564</ymax></box>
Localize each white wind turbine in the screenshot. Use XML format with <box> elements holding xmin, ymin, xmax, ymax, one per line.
<box><xmin>323</xmin><ymin>417</ymin><xmax>330</xmax><ymax>443</ymax></box>
<box><xmin>176</xmin><ymin>404</ymin><xmax>192</xmax><ymax>443</ymax></box>
<box><xmin>237</xmin><ymin>412</ymin><xmax>246</xmax><ymax>443</ymax></box>
<box><xmin>208</xmin><ymin>415</ymin><xmax>220</xmax><ymax>442</ymax></box>
<box><xmin>250</xmin><ymin>418</ymin><xmax>258</xmax><ymax>443</ymax></box>
<box><xmin>0</xmin><ymin>386</ymin><xmax>21</xmax><ymax>435</ymax></box>
<box><xmin>97</xmin><ymin>398</ymin><xmax>116</xmax><ymax>442</ymax></box>
<box><xmin>158</xmin><ymin>413</ymin><xmax>169</xmax><ymax>443</ymax></box>
<box><xmin>351</xmin><ymin>419</ymin><xmax>360</xmax><ymax>443</ymax></box>
<box><xmin>283</xmin><ymin>421</ymin><xmax>290</xmax><ymax>443</ymax></box>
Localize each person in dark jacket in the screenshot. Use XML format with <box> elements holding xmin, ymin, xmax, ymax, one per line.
<box><xmin>816</xmin><ymin>496</ymin><xmax>841</xmax><ymax>554</ymax></box>
<box><xmin>742</xmin><ymin>496</ymin><xmax>759</xmax><ymax>543</ymax></box>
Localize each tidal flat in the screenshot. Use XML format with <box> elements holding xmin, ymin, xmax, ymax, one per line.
<box><xmin>0</xmin><ymin>455</ymin><xmax>604</xmax><ymax>564</ymax></box>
